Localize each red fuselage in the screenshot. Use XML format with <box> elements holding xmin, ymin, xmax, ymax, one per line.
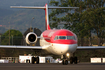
<box><xmin>42</xmin><ymin>29</ymin><xmax>77</xmax><ymax>44</ymax></box>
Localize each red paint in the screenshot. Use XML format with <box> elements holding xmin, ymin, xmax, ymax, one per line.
<box><xmin>45</xmin><ymin>3</ymin><xmax>50</xmax><ymax>30</ymax></box>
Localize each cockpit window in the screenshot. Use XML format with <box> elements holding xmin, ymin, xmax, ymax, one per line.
<box><xmin>54</xmin><ymin>36</ymin><xmax>58</xmax><ymax>40</ymax></box>
<box><xmin>54</xmin><ymin>36</ymin><xmax>76</xmax><ymax>40</ymax></box>
<box><xmin>59</xmin><ymin>36</ymin><xmax>66</xmax><ymax>39</ymax></box>
<box><xmin>67</xmin><ymin>36</ymin><xmax>76</xmax><ymax>40</ymax></box>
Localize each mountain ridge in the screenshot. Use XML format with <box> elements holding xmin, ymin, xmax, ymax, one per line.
<box><xmin>0</xmin><ymin>9</ymin><xmax>46</xmax><ymax>34</ymax></box>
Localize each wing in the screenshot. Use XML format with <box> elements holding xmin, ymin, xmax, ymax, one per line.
<box><xmin>77</xmin><ymin>46</ymin><xmax>105</xmax><ymax>50</ymax></box>
<box><xmin>0</xmin><ymin>45</ymin><xmax>50</xmax><ymax>49</ymax></box>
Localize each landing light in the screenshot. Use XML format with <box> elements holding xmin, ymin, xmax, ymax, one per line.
<box><xmin>66</xmin><ymin>53</ymin><xmax>70</xmax><ymax>57</ymax></box>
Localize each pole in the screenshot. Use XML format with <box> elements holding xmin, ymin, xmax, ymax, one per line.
<box><xmin>9</xmin><ymin>22</ymin><xmax>10</xmax><ymax>45</ymax></box>
<box><xmin>12</xmin><ymin>35</ymin><xmax>13</xmax><ymax>45</ymax></box>
<box><xmin>0</xmin><ymin>35</ymin><xmax>1</xmax><ymax>45</ymax></box>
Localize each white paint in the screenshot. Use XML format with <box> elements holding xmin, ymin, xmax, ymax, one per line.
<box><xmin>19</xmin><ymin>55</ymin><xmax>32</xmax><ymax>63</ymax></box>
<box><xmin>102</xmin><ymin>58</ymin><xmax>105</xmax><ymax>63</ymax></box>
<box><xmin>0</xmin><ymin>60</ymin><xmax>9</xmax><ymax>63</ymax></box>
<box><xmin>39</xmin><ymin>57</ymin><xmax>45</xmax><ymax>63</ymax></box>
<box><xmin>90</xmin><ymin>58</ymin><xmax>101</xmax><ymax>63</ymax></box>
<box><xmin>46</xmin><ymin>43</ymin><xmax>77</xmax><ymax>55</ymax></box>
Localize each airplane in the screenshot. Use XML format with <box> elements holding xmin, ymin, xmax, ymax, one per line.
<box><xmin>0</xmin><ymin>3</ymin><xmax>105</xmax><ymax>65</ymax></box>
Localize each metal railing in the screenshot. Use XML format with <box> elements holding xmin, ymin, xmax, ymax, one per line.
<box><xmin>0</xmin><ymin>36</ymin><xmax>25</xmax><ymax>46</ymax></box>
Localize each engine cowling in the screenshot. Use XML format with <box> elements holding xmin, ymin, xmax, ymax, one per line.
<box><xmin>26</xmin><ymin>32</ymin><xmax>37</xmax><ymax>45</ymax></box>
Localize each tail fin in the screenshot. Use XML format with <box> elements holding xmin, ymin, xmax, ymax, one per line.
<box><xmin>10</xmin><ymin>4</ymin><xmax>79</xmax><ymax>30</ymax></box>
<box><xmin>44</xmin><ymin>4</ymin><xmax>51</xmax><ymax>30</ymax></box>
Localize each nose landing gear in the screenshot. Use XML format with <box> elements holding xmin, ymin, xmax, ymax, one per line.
<box><xmin>61</xmin><ymin>55</ymin><xmax>68</xmax><ymax>65</ymax></box>
<box><xmin>62</xmin><ymin>59</ymin><xmax>68</xmax><ymax>65</ymax></box>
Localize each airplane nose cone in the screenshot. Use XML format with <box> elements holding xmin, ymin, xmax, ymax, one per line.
<box><xmin>52</xmin><ymin>43</ymin><xmax>77</xmax><ymax>55</ymax></box>
<box><xmin>60</xmin><ymin>44</ymin><xmax>77</xmax><ymax>54</ymax></box>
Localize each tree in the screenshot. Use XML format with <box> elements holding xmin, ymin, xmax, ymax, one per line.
<box><xmin>1</xmin><ymin>29</ymin><xmax>23</xmax><ymax>45</ymax></box>
<box><xmin>49</xmin><ymin>0</ymin><xmax>105</xmax><ymax>46</ymax></box>
<box><xmin>82</xmin><ymin>0</ymin><xmax>105</xmax><ymax>45</ymax></box>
